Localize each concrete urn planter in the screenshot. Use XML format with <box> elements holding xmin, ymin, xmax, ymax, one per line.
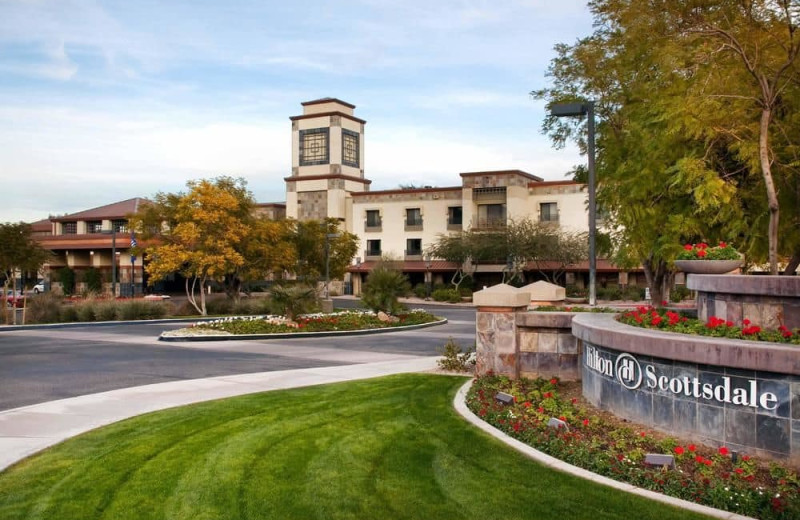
<box><xmin>674</xmin><ymin>259</ymin><xmax>742</xmax><ymax>274</ymax></box>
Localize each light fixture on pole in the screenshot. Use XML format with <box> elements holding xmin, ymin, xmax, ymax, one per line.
<box><xmin>550</xmin><ymin>101</ymin><xmax>597</xmax><ymax>306</ymax></box>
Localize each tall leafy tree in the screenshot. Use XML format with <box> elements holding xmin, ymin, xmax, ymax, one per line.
<box><xmin>0</xmin><ymin>222</ymin><xmax>50</xmax><ymax>324</ymax></box>
<box><xmin>131</xmin><ymin>177</ymin><xmax>254</xmax><ymax>315</ymax></box>
<box><xmin>290</xmin><ymin>218</ymin><xmax>359</xmax><ymax>284</ymax></box>
<box><xmin>532</xmin><ymin>0</ymin><xmax>758</xmax><ymax>302</ymax></box>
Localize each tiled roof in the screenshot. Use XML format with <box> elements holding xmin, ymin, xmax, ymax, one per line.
<box><xmin>348</xmin><ymin>260</ymin><xmax>459</xmax><ymax>273</ymax></box>
<box><xmin>51</xmin><ymin>198</ymin><xmax>149</xmax><ymax>222</ymax></box>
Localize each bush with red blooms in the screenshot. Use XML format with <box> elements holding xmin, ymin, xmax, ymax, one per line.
<box><xmin>617</xmin><ymin>306</ymin><xmax>800</xmax><ymax>345</ymax></box>
<box><xmin>467</xmin><ymin>374</ymin><xmax>799</xmax><ymax>519</ymax></box>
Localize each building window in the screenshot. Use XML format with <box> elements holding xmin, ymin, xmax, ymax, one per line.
<box><xmin>86</xmin><ymin>220</ymin><xmax>102</xmax><ymax>234</ymax></box>
<box><xmin>365</xmin><ymin>209</ymin><xmax>381</xmax><ymax>231</ymax></box>
<box><xmin>112</xmin><ymin>219</ymin><xmax>128</xmax><ymax>233</ymax></box>
<box><xmin>475</xmin><ymin>204</ymin><xmax>506</xmax><ymax>229</ymax></box>
<box><xmin>342</xmin><ymin>129</ymin><xmax>359</xmax><ymax>168</ymax></box>
<box><xmin>405</xmin><ymin>208</ymin><xmax>422</xmax><ymax>227</ymax></box>
<box><xmin>63</xmin><ymin>222</ymin><xmax>77</xmax><ymax>235</ymax></box>
<box><xmin>406</xmin><ymin>238</ymin><xmax>422</xmax><ymax>257</ymax></box>
<box><xmin>448</xmin><ymin>206</ymin><xmax>462</xmax><ymax>226</ymax></box>
<box><xmin>539</xmin><ymin>202</ymin><xmax>559</xmax><ymax>223</ymax></box>
<box><xmin>366</xmin><ymin>240</ymin><xmax>382</xmax><ymax>257</ymax></box>
<box><xmin>299</xmin><ymin>128</ymin><xmax>329</xmax><ymax>166</ymax></box>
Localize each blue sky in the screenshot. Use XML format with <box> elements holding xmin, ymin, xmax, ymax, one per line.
<box><xmin>0</xmin><ymin>0</ymin><xmax>594</xmax><ymax>223</ymax></box>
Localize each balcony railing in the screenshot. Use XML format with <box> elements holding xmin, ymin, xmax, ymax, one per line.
<box><xmin>404</xmin><ymin>249</ymin><xmax>423</xmax><ymax>259</ymax></box>
<box><xmin>539</xmin><ymin>214</ymin><xmax>560</xmax><ymax>225</ymax></box>
<box><xmin>447</xmin><ymin>221</ymin><xmax>462</xmax><ymax>231</ymax></box>
<box><xmin>404</xmin><ymin>217</ymin><xmax>423</xmax><ymax>231</ymax></box>
<box><xmin>364</xmin><ymin>249</ymin><xmax>382</xmax><ymax>259</ymax></box>
<box><xmin>472</xmin><ymin>218</ymin><xmax>507</xmax><ymax>230</ymax></box>
<box><xmin>364</xmin><ymin>220</ymin><xmax>382</xmax><ymax>232</ymax></box>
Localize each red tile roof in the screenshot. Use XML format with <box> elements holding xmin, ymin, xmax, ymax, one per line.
<box><xmin>51</xmin><ymin>198</ymin><xmax>149</xmax><ymax>222</ymax></box>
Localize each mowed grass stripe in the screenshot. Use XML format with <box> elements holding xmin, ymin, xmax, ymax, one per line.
<box><xmin>0</xmin><ymin>375</ymin><xmax>712</xmax><ymax>520</ymax></box>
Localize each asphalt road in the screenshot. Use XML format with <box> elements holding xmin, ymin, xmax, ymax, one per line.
<box><xmin>0</xmin><ymin>303</ymin><xmax>475</xmax><ymax>411</ymax></box>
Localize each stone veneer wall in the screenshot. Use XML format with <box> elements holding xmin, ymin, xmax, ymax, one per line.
<box><xmin>475</xmin><ymin>309</ymin><xmax>581</xmax><ymax>381</ymax></box>
<box><xmin>573</xmin><ymin>313</ymin><xmax>800</xmax><ymax>460</ymax></box>
<box><xmin>689</xmin><ymin>274</ymin><xmax>800</xmax><ymax>329</ymax></box>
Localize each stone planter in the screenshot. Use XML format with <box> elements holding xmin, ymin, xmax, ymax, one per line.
<box><xmin>674</xmin><ymin>259</ymin><xmax>742</xmax><ymax>274</ymax></box>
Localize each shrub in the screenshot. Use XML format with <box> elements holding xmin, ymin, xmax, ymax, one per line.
<box><xmin>432</xmin><ymin>288</ymin><xmax>461</xmax><ymax>303</ymax></box>
<box><xmin>118</xmin><ymin>300</ymin><xmax>170</xmax><ymax>320</ymax></box>
<box><xmin>622</xmin><ymin>286</ymin><xmax>645</xmax><ymax>301</ymax></box>
<box><xmin>84</xmin><ymin>268</ymin><xmax>103</xmax><ymax>294</ymax></box>
<box><xmin>204</xmin><ymin>296</ymin><xmax>233</xmax><ymax>316</ymax></box>
<box><xmin>95</xmin><ymin>302</ymin><xmax>119</xmax><ymax>321</ymax></box>
<box><xmin>458</xmin><ymin>287</ymin><xmax>473</xmax><ymax>298</ymax></box>
<box><xmin>437</xmin><ymin>338</ymin><xmax>475</xmax><ymax>372</ymax></box>
<box><xmin>670</xmin><ymin>285</ymin><xmax>692</xmax><ymax>303</ymax></box>
<box><xmin>361</xmin><ymin>263</ymin><xmax>410</xmax><ymax>314</ymax></box>
<box><xmin>58</xmin><ymin>267</ymin><xmax>76</xmax><ymax>296</ymax></box>
<box><xmin>76</xmin><ymin>300</ymin><xmax>98</xmax><ymax>322</ymax></box>
<box><xmin>268</xmin><ymin>284</ymin><xmax>319</xmax><ymax>320</ymax></box>
<box><xmin>26</xmin><ymin>293</ymin><xmax>63</xmax><ymax>324</ymax></box>
<box><xmin>596</xmin><ymin>286</ymin><xmax>622</xmax><ymax>301</ymax></box>
<box><xmin>60</xmin><ymin>304</ymin><xmax>78</xmax><ymax>323</ymax></box>
<box><xmin>412</xmin><ymin>283</ymin><xmax>428</xmax><ymax>299</ymax></box>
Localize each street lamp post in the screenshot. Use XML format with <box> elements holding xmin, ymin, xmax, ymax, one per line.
<box><xmin>424</xmin><ymin>255</ymin><xmax>432</xmax><ymax>299</ymax></box>
<box><xmin>550</xmin><ymin>101</ymin><xmax>597</xmax><ymax>306</ymax></box>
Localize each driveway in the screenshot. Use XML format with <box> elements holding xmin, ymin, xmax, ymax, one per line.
<box><xmin>0</xmin><ymin>305</ymin><xmax>476</xmax><ymax>411</ymax></box>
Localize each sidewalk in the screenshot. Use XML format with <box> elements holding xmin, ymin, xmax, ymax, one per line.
<box><xmin>0</xmin><ymin>356</ymin><xmax>440</xmax><ymax>472</ymax></box>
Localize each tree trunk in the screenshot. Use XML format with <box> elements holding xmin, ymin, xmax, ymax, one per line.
<box><xmin>642</xmin><ymin>257</ymin><xmax>667</xmax><ymax>306</ymax></box>
<box><xmin>784</xmin><ymin>251</ymin><xmax>800</xmax><ymax>276</ymax></box>
<box><xmin>759</xmin><ymin>107</ymin><xmax>780</xmax><ymax>275</ymax></box>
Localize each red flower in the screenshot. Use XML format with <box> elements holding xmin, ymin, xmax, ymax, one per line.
<box><xmin>719</xmin><ymin>446</ymin><xmax>730</xmax><ymax>456</ymax></box>
<box><xmin>558</xmin><ymin>415</ymin><xmax>566</xmax><ymax>422</ymax></box>
<box><xmin>697</xmin><ymin>242</ymin><xmax>708</xmax><ymax>249</ymax></box>
<box><xmin>550</xmin><ymin>378</ymin><xmax>558</xmax><ymax>385</ymax></box>
<box><xmin>543</xmin><ymin>392</ymin><xmax>553</xmax><ymax>399</ymax></box>
<box><xmin>674</xmin><ymin>446</ymin><xmax>685</xmax><ymax>455</ymax></box>
<box><xmin>687</xmin><ymin>444</ymin><xmax>696</xmax><ymax>452</ymax></box>
<box><xmin>697</xmin><ymin>249</ymin><xmax>707</xmax><ymax>258</ymax></box>
<box><xmin>741</xmin><ymin>455</ymin><xmax>750</xmax><ymax>461</ymax></box>
<box><xmin>537</xmin><ymin>407</ymin><xmax>544</xmax><ymax>413</ymax></box>
<box><xmin>639</xmin><ymin>432</ymin><xmax>646</xmax><ymax>437</ymax></box>
<box><xmin>725</xmin><ymin>320</ymin><xmax>733</xmax><ymax>327</ymax></box>
<box><xmin>734</xmin><ymin>468</ymin><xmax>744</xmax><ymax>475</ymax></box>
<box><xmin>523</xmin><ymin>401</ymin><xmax>532</xmax><ymax>408</ymax></box>
<box><xmin>661</xmin><ymin>300</ymin><xmax>668</xmax><ymax>306</ymax></box>
<box><xmin>719</xmin><ymin>241</ymin><xmax>727</xmax><ymax>248</ymax></box>
<box><xmin>695</xmin><ymin>455</ymin><xmax>704</xmax><ymax>463</ymax></box>
<box><xmin>704</xmin><ymin>459</ymin><xmax>713</xmax><ymax>466</ymax></box>
<box><xmin>582</xmin><ymin>419</ymin><xmax>589</xmax><ymax>426</ymax></box>
<box><xmin>683</xmin><ymin>244</ymin><xmax>693</xmax><ymax>251</ymax></box>
<box><xmin>743</xmin><ymin>319</ymin><xmax>751</xmax><ymax>326</ymax></box>
<box><xmin>570</xmin><ymin>398</ymin><xmax>578</xmax><ymax>404</ymax></box>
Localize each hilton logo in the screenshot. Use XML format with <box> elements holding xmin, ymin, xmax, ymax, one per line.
<box><xmin>586</xmin><ymin>346</ymin><xmax>643</xmax><ymax>389</ymax></box>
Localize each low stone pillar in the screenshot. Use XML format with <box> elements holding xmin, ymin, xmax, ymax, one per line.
<box><xmin>516</xmin><ymin>312</ymin><xmax>580</xmax><ymax>381</ymax></box>
<box><xmin>473</xmin><ymin>284</ymin><xmax>531</xmax><ymax>377</ymax></box>
<box><xmin>520</xmin><ymin>280</ymin><xmax>566</xmax><ymax>307</ymax></box>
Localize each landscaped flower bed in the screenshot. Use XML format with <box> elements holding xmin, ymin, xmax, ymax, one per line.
<box><xmin>466</xmin><ymin>374</ymin><xmax>800</xmax><ymax>519</ymax></box>
<box><xmin>617</xmin><ymin>306</ymin><xmax>800</xmax><ymax>345</ymax></box>
<box><xmin>191</xmin><ymin>309</ymin><xmax>441</xmax><ymax>335</ymax></box>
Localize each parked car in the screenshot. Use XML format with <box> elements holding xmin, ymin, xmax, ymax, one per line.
<box><xmin>33</xmin><ymin>280</ymin><xmax>45</xmax><ymax>294</ymax></box>
<box><xmin>5</xmin><ymin>290</ymin><xmax>25</xmax><ymax>308</ymax></box>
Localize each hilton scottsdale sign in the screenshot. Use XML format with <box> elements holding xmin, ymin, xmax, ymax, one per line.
<box><xmin>585</xmin><ymin>345</ymin><xmax>779</xmax><ymax>411</ymax></box>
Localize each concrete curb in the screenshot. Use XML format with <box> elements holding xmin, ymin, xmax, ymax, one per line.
<box><xmin>453</xmin><ymin>379</ymin><xmax>756</xmax><ymax>520</ymax></box>
<box><xmin>0</xmin><ymin>317</ymin><xmax>217</xmax><ymax>332</ymax></box>
<box><xmin>158</xmin><ymin>318</ymin><xmax>448</xmax><ymax>342</ymax></box>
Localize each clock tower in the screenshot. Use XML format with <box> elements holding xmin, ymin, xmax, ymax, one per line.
<box><xmin>286</xmin><ymin>98</ymin><xmax>370</xmax><ymax>222</ymax></box>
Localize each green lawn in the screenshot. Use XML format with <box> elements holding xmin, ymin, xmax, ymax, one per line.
<box><xmin>0</xmin><ymin>374</ymin><xmax>712</xmax><ymax>520</ymax></box>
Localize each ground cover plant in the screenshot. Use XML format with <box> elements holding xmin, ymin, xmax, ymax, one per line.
<box><xmin>618</xmin><ymin>306</ymin><xmax>800</xmax><ymax>345</ymax></box>
<box><xmin>192</xmin><ymin>308</ymin><xmax>440</xmax><ymax>335</ymax></box>
<box><xmin>0</xmin><ymin>375</ymin><xmax>711</xmax><ymax>520</ymax></box>
<box><xmin>534</xmin><ymin>305</ymin><xmax>618</xmax><ymax>313</ymax></box>
<box><xmin>467</xmin><ymin>374</ymin><xmax>799</xmax><ymax>519</ymax></box>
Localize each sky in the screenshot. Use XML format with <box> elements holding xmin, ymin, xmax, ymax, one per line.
<box><xmin>0</xmin><ymin>0</ymin><xmax>594</xmax><ymax>223</ymax></box>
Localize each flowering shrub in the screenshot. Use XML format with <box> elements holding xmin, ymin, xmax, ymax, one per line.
<box><xmin>194</xmin><ymin>309</ymin><xmax>439</xmax><ymax>335</ymax></box>
<box><xmin>676</xmin><ymin>241</ymin><xmax>741</xmax><ymax>260</ymax></box>
<box><xmin>617</xmin><ymin>306</ymin><xmax>800</xmax><ymax>345</ymax></box>
<box><xmin>466</xmin><ymin>374</ymin><xmax>799</xmax><ymax>519</ymax></box>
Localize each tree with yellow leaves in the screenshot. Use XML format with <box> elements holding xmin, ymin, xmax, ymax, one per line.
<box><xmin>131</xmin><ymin>177</ymin><xmax>256</xmax><ymax>315</ymax></box>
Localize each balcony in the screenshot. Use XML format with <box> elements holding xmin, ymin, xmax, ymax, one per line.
<box><xmin>404</xmin><ymin>217</ymin><xmax>423</xmax><ymax>232</ymax></box>
<box><xmin>364</xmin><ymin>249</ymin><xmax>382</xmax><ymax>260</ymax></box>
<box><xmin>471</xmin><ymin>218</ymin><xmax>507</xmax><ymax>230</ymax></box>
<box><xmin>404</xmin><ymin>249</ymin><xmax>423</xmax><ymax>260</ymax></box>
<box><xmin>364</xmin><ymin>220</ymin><xmax>382</xmax><ymax>232</ymax></box>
